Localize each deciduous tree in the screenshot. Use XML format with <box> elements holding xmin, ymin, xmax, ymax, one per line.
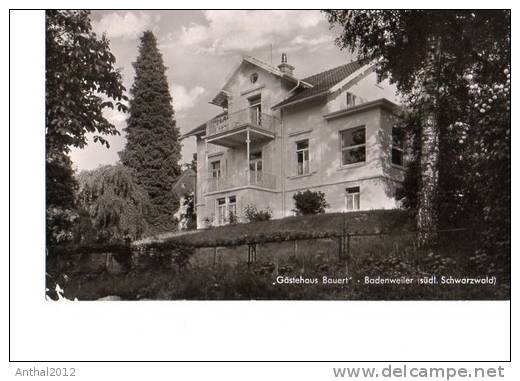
<box><xmin>45</xmin><ymin>10</ymin><xmax>127</xmax><ymax>245</ymax></box>
<box><xmin>325</xmin><ymin>10</ymin><xmax>510</xmax><ymax>250</ymax></box>
<box><xmin>77</xmin><ymin>165</ymin><xmax>152</xmax><ymax>242</ymax></box>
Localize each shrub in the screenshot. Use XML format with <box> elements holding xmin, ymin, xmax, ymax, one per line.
<box><xmin>244</xmin><ymin>205</ymin><xmax>272</xmax><ymax>222</ymax></box>
<box><xmin>202</xmin><ymin>215</ymin><xmax>214</xmax><ymax>229</ymax></box>
<box><xmin>180</xmin><ymin>191</ymin><xmax>197</xmax><ymax>230</ymax></box>
<box><xmin>228</xmin><ymin>211</ymin><xmax>239</xmax><ymax>225</ymax></box>
<box><xmin>292</xmin><ymin>190</ymin><xmax>329</xmax><ymax>215</ymax></box>
<box><xmin>76</xmin><ymin>164</ymin><xmax>152</xmax><ymax>242</ymax></box>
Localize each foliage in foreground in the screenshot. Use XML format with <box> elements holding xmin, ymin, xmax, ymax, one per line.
<box><xmin>324</xmin><ymin>10</ymin><xmax>510</xmax><ymax>254</ymax></box>
<box><xmin>47</xmin><ymin>251</ymin><xmax>509</xmax><ymax>301</ymax></box>
<box><xmin>46</xmin><ymin>220</ymin><xmax>509</xmax><ymax>301</ymax></box>
<box><xmin>243</xmin><ymin>204</ymin><xmax>272</xmax><ymax>223</ymax></box>
<box><xmin>76</xmin><ymin>165</ymin><xmax>152</xmax><ymax>242</ymax></box>
<box><xmin>46</xmin><ymin>10</ymin><xmax>127</xmax><ymax>154</ymax></box>
<box><xmin>46</xmin><ymin>152</ymin><xmax>79</xmax><ymax>246</ymax></box>
<box><xmin>292</xmin><ymin>190</ymin><xmax>329</xmax><ymax>216</ymax></box>
<box><xmin>45</xmin><ymin>10</ymin><xmax>127</xmax><ymax>246</ymax></box>
<box><xmin>180</xmin><ymin>191</ymin><xmax>197</xmax><ymax>230</ymax></box>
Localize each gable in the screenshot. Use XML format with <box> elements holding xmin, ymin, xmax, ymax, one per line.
<box><xmin>172</xmin><ymin>168</ymin><xmax>196</xmax><ymax>197</ymax></box>
<box><xmin>272</xmin><ymin>60</ymin><xmax>367</xmax><ymax>109</ymax></box>
<box><xmin>210</xmin><ymin>56</ymin><xmax>303</xmax><ymax>107</ymax></box>
<box><xmin>334</xmin><ymin>70</ymin><xmax>400</xmax><ymax>104</ymax></box>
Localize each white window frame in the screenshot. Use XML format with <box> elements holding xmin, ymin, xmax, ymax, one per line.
<box><xmin>345</xmin><ymin>186</ymin><xmax>361</xmax><ymax>211</ymax></box>
<box><xmin>248</xmin><ymin>95</ymin><xmax>262</xmax><ymax>126</ymax></box>
<box><xmin>216</xmin><ymin>195</ymin><xmax>237</xmax><ymax>225</ymax></box>
<box><xmin>228</xmin><ymin>196</ymin><xmax>237</xmax><ymax>220</ymax></box>
<box><xmin>296</xmin><ymin>139</ymin><xmax>310</xmax><ymax>176</ymax></box>
<box><xmin>216</xmin><ymin>197</ymin><xmax>227</xmax><ymax>225</ymax></box>
<box><xmin>249</xmin><ymin>152</ymin><xmax>263</xmax><ymax>184</ymax></box>
<box><xmin>340</xmin><ymin>126</ymin><xmax>366</xmax><ymax>166</ymax></box>
<box><xmin>210</xmin><ymin>160</ymin><xmax>221</xmax><ymax>179</ymax></box>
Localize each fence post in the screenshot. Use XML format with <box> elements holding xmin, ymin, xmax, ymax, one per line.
<box><xmin>338</xmin><ymin>236</ymin><xmax>343</xmax><ymax>262</ymax></box>
<box><xmin>346</xmin><ymin>233</ymin><xmax>351</xmax><ymax>271</ymax></box>
<box><xmin>247</xmin><ymin>245</ymin><xmax>251</xmax><ymax>268</ymax></box>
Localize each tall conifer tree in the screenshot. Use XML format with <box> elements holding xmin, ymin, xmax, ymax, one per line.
<box><xmin>120</xmin><ymin>31</ymin><xmax>182</xmax><ymax>231</ymax></box>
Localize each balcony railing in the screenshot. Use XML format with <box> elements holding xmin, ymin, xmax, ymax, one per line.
<box><xmin>206</xmin><ymin>108</ymin><xmax>277</xmax><ymax>137</ymax></box>
<box><xmin>205</xmin><ymin>171</ymin><xmax>277</xmax><ymax>193</ymax></box>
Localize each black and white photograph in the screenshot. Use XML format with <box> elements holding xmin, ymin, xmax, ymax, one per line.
<box><xmin>43</xmin><ymin>9</ymin><xmax>511</xmax><ymax>302</ymax></box>
<box><xmin>8</xmin><ymin>4</ymin><xmax>515</xmax><ymax>375</ymax></box>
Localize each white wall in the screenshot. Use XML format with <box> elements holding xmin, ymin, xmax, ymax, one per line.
<box><xmin>195</xmin><ymin>62</ymin><xmax>404</xmax><ymax>227</ymax></box>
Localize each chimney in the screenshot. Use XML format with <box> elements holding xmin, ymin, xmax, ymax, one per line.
<box><xmin>277</xmin><ymin>53</ymin><xmax>295</xmax><ymax>76</ymax></box>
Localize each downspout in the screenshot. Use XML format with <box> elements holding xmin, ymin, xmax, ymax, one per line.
<box><xmin>287</xmin><ymin>79</ymin><xmax>300</xmax><ymax>96</ymax></box>
<box><xmin>278</xmin><ymin>78</ymin><xmax>299</xmax><ymax>217</ymax></box>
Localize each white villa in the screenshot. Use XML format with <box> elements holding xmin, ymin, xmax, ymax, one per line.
<box><xmin>182</xmin><ymin>54</ymin><xmax>405</xmax><ymax>228</ymax></box>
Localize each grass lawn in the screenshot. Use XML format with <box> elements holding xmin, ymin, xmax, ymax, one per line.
<box><xmin>140</xmin><ymin>209</ymin><xmax>415</xmax><ymax>247</ymax></box>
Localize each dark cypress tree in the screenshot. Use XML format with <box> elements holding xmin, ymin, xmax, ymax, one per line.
<box><xmin>120</xmin><ymin>31</ymin><xmax>182</xmax><ymax>231</ymax></box>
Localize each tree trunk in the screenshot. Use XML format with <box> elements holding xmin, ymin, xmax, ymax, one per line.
<box><xmin>417</xmin><ymin>36</ymin><xmax>441</xmax><ymax>248</ymax></box>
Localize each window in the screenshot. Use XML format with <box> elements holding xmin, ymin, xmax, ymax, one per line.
<box><xmin>340</xmin><ymin>127</ymin><xmax>366</xmax><ymax>165</ymax></box>
<box><xmin>249</xmin><ymin>152</ymin><xmax>263</xmax><ymax>184</ymax></box>
<box><xmin>248</xmin><ymin>95</ymin><xmax>262</xmax><ymax>126</ymax></box>
<box><xmin>346</xmin><ymin>92</ymin><xmax>367</xmax><ymax>108</ymax></box>
<box><xmin>210</xmin><ymin>160</ymin><xmax>221</xmax><ymax>178</ymax></box>
<box><xmin>346</xmin><ymin>92</ymin><xmax>358</xmax><ymax>108</ymax></box>
<box><xmin>392</xmin><ymin>127</ymin><xmax>405</xmax><ymax>167</ymax></box>
<box><xmin>228</xmin><ymin>196</ymin><xmax>237</xmax><ymax>219</ymax></box>
<box><xmin>250</xmin><ymin>72</ymin><xmax>258</xmax><ymax>84</ymax></box>
<box><xmin>217</xmin><ymin>198</ymin><xmax>226</xmax><ymax>225</ymax></box>
<box><xmin>296</xmin><ymin>140</ymin><xmax>310</xmax><ymax>175</ymax></box>
<box><xmin>216</xmin><ymin>196</ymin><xmax>237</xmax><ymax>225</ymax></box>
<box><xmin>345</xmin><ymin>187</ymin><xmax>360</xmax><ymax>211</ymax></box>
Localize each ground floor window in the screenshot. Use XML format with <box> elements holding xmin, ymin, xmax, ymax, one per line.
<box><xmin>345</xmin><ymin>186</ymin><xmax>360</xmax><ymax>211</ymax></box>
<box><xmin>216</xmin><ymin>198</ymin><xmax>227</xmax><ymax>225</ymax></box>
<box><xmin>228</xmin><ymin>196</ymin><xmax>237</xmax><ymax>221</ymax></box>
<box><xmin>216</xmin><ymin>195</ymin><xmax>237</xmax><ymax>225</ymax></box>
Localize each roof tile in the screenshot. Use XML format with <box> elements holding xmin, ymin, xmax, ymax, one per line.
<box><xmin>274</xmin><ymin>60</ymin><xmax>365</xmax><ymax>108</ymax></box>
<box><xmin>183</xmin><ymin>60</ymin><xmax>366</xmax><ymax>137</ymax></box>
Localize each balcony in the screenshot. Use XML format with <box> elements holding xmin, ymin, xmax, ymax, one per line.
<box><xmin>205</xmin><ymin>108</ymin><xmax>278</xmax><ymax>147</ymax></box>
<box><xmin>205</xmin><ymin>171</ymin><xmax>277</xmax><ymax>193</ymax></box>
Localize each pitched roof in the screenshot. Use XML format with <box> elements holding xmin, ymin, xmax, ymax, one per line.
<box><xmin>210</xmin><ymin>55</ymin><xmax>308</xmax><ymax>107</ymax></box>
<box><xmin>182</xmin><ymin>59</ymin><xmax>369</xmax><ymax>138</ymax></box>
<box><xmin>273</xmin><ymin>60</ymin><xmax>366</xmax><ymax>109</ymax></box>
<box><xmin>172</xmin><ymin>168</ymin><xmax>196</xmax><ymax>196</ymax></box>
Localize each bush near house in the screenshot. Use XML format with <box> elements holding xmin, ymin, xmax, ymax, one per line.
<box><xmin>243</xmin><ymin>204</ymin><xmax>272</xmax><ymax>222</ymax></box>
<box><xmin>292</xmin><ymin>190</ymin><xmax>329</xmax><ymax>215</ymax></box>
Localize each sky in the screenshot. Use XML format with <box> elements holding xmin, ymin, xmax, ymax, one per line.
<box><xmin>70</xmin><ymin>10</ymin><xmax>354</xmax><ymax>172</ymax></box>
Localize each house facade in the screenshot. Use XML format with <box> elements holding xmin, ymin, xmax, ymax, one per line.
<box><xmin>182</xmin><ymin>55</ymin><xmax>405</xmax><ymax>228</ymax></box>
